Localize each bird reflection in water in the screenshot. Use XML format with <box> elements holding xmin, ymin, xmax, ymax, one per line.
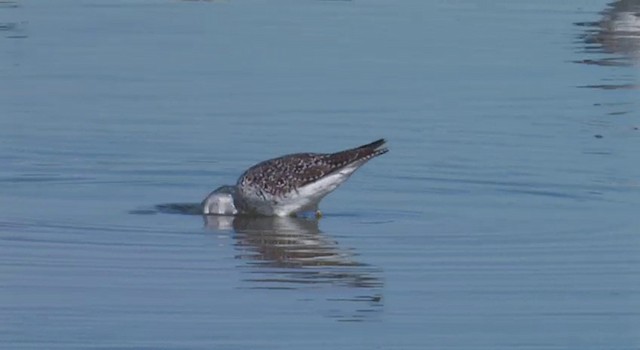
<box><xmin>576</xmin><ymin>0</ymin><xmax>640</xmax><ymax>69</ymax></box>
<box><xmin>204</xmin><ymin>215</ymin><xmax>384</xmax><ymax>321</ymax></box>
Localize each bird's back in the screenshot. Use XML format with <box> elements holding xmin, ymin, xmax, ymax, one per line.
<box><xmin>235</xmin><ymin>139</ymin><xmax>388</xmax><ymax>216</ymax></box>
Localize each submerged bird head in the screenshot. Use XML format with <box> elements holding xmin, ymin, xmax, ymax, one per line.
<box><xmin>202</xmin><ymin>185</ymin><xmax>239</xmax><ymax>215</ymax></box>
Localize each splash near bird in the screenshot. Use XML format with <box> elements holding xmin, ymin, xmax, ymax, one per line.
<box><xmin>202</xmin><ymin>139</ymin><xmax>388</xmax><ymax>217</ymax></box>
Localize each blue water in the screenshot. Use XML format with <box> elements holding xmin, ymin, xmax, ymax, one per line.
<box><xmin>1</xmin><ymin>0</ymin><xmax>639</xmax><ymax>349</ymax></box>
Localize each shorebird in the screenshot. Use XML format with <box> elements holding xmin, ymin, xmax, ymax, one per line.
<box><xmin>202</xmin><ymin>138</ymin><xmax>388</xmax><ymax>217</ymax></box>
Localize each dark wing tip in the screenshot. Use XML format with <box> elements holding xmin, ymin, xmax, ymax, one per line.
<box><xmin>357</xmin><ymin>138</ymin><xmax>386</xmax><ymax>151</ymax></box>
<box><xmin>326</xmin><ymin>138</ymin><xmax>388</xmax><ymax>170</ymax></box>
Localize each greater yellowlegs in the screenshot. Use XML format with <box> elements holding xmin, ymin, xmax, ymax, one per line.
<box><xmin>202</xmin><ymin>138</ymin><xmax>388</xmax><ymax>216</ymax></box>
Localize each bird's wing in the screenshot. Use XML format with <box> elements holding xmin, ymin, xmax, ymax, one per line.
<box><xmin>237</xmin><ymin>139</ymin><xmax>388</xmax><ymax>197</ymax></box>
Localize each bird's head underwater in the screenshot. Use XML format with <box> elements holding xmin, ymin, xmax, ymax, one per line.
<box><xmin>202</xmin><ymin>185</ymin><xmax>239</xmax><ymax>215</ymax></box>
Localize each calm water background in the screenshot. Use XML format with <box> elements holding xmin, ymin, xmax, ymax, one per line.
<box><xmin>1</xmin><ymin>0</ymin><xmax>640</xmax><ymax>349</ymax></box>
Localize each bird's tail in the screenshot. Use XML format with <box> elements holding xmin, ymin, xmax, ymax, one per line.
<box><xmin>354</xmin><ymin>138</ymin><xmax>387</xmax><ymax>153</ymax></box>
<box><xmin>329</xmin><ymin>138</ymin><xmax>389</xmax><ymax>166</ymax></box>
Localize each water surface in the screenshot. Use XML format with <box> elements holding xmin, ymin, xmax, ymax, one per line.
<box><xmin>1</xmin><ymin>0</ymin><xmax>639</xmax><ymax>349</ymax></box>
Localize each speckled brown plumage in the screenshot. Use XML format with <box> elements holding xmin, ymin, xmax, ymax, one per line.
<box><xmin>237</xmin><ymin>138</ymin><xmax>388</xmax><ymax>198</ymax></box>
